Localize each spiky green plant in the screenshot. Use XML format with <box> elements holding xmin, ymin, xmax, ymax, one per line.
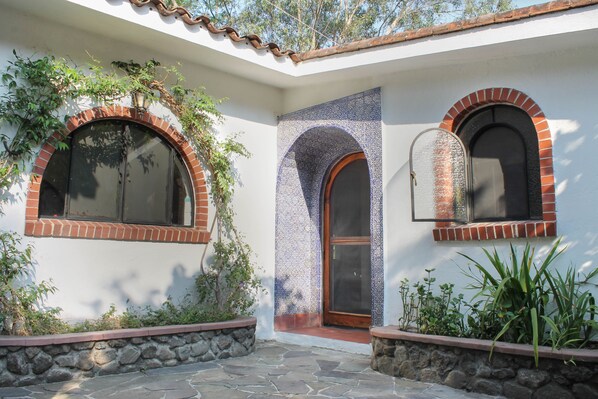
<box><xmin>460</xmin><ymin>240</ymin><xmax>564</xmax><ymax>366</ymax></box>
<box><xmin>542</xmin><ymin>267</ymin><xmax>598</xmax><ymax>349</ymax></box>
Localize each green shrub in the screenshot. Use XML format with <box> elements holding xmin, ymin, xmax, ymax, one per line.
<box><xmin>542</xmin><ymin>267</ymin><xmax>598</xmax><ymax>348</ymax></box>
<box><xmin>120</xmin><ymin>299</ymin><xmax>235</xmax><ymax>328</ymax></box>
<box><xmin>69</xmin><ymin>305</ymin><xmax>124</xmax><ymax>333</ymax></box>
<box><xmin>0</xmin><ymin>231</ymin><xmax>65</xmax><ymax>336</ymax></box>
<box><xmin>398</xmin><ymin>240</ymin><xmax>597</xmax><ymax>367</ymax></box>
<box><xmin>0</xmin><ymin>52</ymin><xmax>261</xmax><ymax>336</ymax></box>
<box><xmin>459</xmin><ymin>242</ymin><xmax>561</xmax><ymax>365</ymax></box>
<box><xmin>195</xmin><ymin>240</ymin><xmax>261</xmax><ymax>317</ymax></box>
<box><xmin>398</xmin><ymin>278</ymin><xmax>417</xmax><ymax>331</ymax></box>
<box><xmin>398</xmin><ymin>269</ymin><xmax>466</xmax><ymax>337</ymax></box>
<box><xmin>462</xmin><ymin>298</ymin><xmax>503</xmax><ymax>340</ymax></box>
<box><xmin>24</xmin><ymin>307</ymin><xmax>70</xmax><ymax>335</ymax></box>
<box><xmin>69</xmin><ymin>300</ymin><xmax>235</xmax><ymax>333</ymax></box>
<box><xmin>419</xmin><ymin>282</ymin><xmax>465</xmax><ymax>337</ymax></box>
<box><xmin>460</xmin><ymin>240</ymin><xmax>596</xmax><ymax>365</ymax></box>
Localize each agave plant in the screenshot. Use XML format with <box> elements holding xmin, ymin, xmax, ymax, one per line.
<box><xmin>460</xmin><ymin>240</ymin><xmax>564</xmax><ymax>366</ymax></box>
<box><xmin>542</xmin><ymin>267</ymin><xmax>598</xmax><ymax>349</ymax></box>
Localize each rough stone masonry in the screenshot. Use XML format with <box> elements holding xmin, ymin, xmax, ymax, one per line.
<box><xmin>370</xmin><ymin>336</ymin><xmax>598</xmax><ymax>399</ymax></box>
<box><xmin>0</xmin><ymin>326</ymin><xmax>255</xmax><ymax>387</ymax></box>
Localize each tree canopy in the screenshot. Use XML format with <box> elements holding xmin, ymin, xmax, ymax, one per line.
<box><xmin>164</xmin><ymin>0</ymin><xmax>513</xmax><ymax>52</ymax></box>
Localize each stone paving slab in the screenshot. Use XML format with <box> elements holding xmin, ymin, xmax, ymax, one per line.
<box><xmin>0</xmin><ymin>341</ymin><xmax>504</xmax><ymax>399</ymax></box>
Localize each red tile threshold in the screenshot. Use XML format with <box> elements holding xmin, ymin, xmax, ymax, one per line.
<box><xmin>283</xmin><ymin>326</ymin><xmax>371</xmax><ymax>344</ymax></box>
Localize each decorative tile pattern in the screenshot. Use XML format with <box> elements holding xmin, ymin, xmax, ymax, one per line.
<box><xmin>275</xmin><ymin>88</ymin><xmax>384</xmax><ymax>326</ymax></box>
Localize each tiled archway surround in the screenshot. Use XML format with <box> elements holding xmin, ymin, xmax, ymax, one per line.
<box><xmin>275</xmin><ymin>88</ymin><xmax>383</xmax><ymax>328</ymax></box>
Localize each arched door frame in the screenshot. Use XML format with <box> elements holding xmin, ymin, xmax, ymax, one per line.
<box><xmin>275</xmin><ymin>88</ymin><xmax>384</xmax><ymax>330</ymax></box>
<box><xmin>323</xmin><ymin>151</ymin><xmax>371</xmax><ymax>328</ymax></box>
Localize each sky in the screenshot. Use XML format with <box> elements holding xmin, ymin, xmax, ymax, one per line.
<box><xmin>514</xmin><ymin>0</ymin><xmax>545</xmax><ymax>7</ymax></box>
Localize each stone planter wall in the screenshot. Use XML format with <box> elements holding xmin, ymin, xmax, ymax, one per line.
<box><xmin>371</xmin><ymin>326</ymin><xmax>598</xmax><ymax>399</ymax></box>
<box><xmin>0</xmin><ymin>317</ymin><xmax>256</xmax><ymax>387</ymax></box>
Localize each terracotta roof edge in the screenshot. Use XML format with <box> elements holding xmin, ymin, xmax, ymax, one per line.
<box><xmin>123</xmin><ymin>0</ymin><xmax>598</xmax><ymax>64</ymax></box>
<box><xmin>298</xmin><ymin>0</ymin><xmax>598</xmax><ymax>62</ymax></box>
<box><xmin>126</xmin><ymin>0</ymin><xmax>300</xmax><ymax>62</ymax></box>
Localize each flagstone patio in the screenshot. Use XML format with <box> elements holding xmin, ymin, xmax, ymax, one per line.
<box><xmin>0</xmin><ymin>341</ymin><xmax>503</xmax><ymax>398</ymax></box>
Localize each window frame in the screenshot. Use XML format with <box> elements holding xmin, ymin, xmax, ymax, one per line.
<box><xmin>409</xmin><ymin>128</ymin><xmax>469</xmax><ymax>223</ymax></box>
<box><xmin>25</xmin><ymin>107</ymin><xmax>210</xmax><ymax>244</ymax></box>
<box><xmin>457</xmin><ymin>105</ymin><xmax>542</xmax><ymax>223</ymax></box>
<box><xmin>431</xmin><ymin>88</ymin><xmax>556</xmax><ymax>241</ymax></box>
<box><xmin>41</xmin><ymin>120</ymin><xmax>193</xmax><ymax>227</ymax></box>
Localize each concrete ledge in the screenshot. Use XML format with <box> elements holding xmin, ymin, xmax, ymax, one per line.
<box><xmin>0</xmin><ymin>317</ymin><xmax>256</xmax><ymax>347</ymax></box>
<box><xmin>371</xmin><ymin>325</ymin><xmax>598</xmax><ymax>362</ymax></box>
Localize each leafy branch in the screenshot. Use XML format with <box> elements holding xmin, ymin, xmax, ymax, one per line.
<box><xmin>0</xmin><ymin>51</ymin><xmax>260</xmax><ymax>334</ymax></box>
<box><xmin>112</xmin><ymin>60</ymin><xmax>260</xmax><ymax>315</ymax></box>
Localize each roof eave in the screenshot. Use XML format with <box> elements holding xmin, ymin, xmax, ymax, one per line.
<box><xmin>298</xmin><ymin>0</ymin><xmax>598</xmax><ymax>62</ymax></box>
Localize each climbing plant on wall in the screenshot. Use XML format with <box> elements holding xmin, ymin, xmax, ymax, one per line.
<box><xmin>0</xmin><ymin>51</ymin><xmax>260</xmax><ymax>334</ymax></box>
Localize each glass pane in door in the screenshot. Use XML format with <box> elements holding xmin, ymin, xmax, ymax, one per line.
<box><xmin>331</xmin><ymin>159</ymin><xmax>370</xmax><ymax>237</ymax></box>
<box><xmin>325</xmin><ymin>153</ymin><xmax>372</xmax><ymax>327</ymax></box>
<box><xmin>330</xmin><ymin>244</ymin><xmax>371</xmax><ymax>314</ymax></box>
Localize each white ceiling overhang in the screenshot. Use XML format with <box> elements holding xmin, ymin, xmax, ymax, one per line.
<box><xmin>2</xmin><ymin>0</ymin><xmax>598</xmax><ymax>88</ymax></box>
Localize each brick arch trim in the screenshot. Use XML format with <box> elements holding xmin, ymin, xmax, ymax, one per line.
<box><xmin>433</xmin><ymin>88</ymin><xmax>556</xmax><ymax>241</ymax></box>
<box><xmin>25</xmin><ymin>106</ymin><xmax>210</xmax><ymax>244</ymax></box>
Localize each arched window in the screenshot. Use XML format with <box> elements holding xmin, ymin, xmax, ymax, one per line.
<box><xmin>39</xmin><ymin>119</ymin><xmax>194</xmax><ymax>226</ymax></box>
<box><xmin>457</xmin><ymin>105</ymin><xmax>542</xmax><ymax>222</ymax></box>
<box><xmin>410</xmin><ymin>88</ymin><xmax>557</xmax><ymax>241</ymax></box>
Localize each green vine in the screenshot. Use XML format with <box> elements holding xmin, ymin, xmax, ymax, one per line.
<box><xmin>110</xmin><ymin>59</ymin><xmax>260</xmax><ymax>316</ymax></box>
<box><xmin>0</xmin><ymin>52</ymin><xmax>260</xmax><ymax>334</ymax></box>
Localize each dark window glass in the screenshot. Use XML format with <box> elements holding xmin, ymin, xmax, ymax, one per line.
<box><xmin>123</xmin><ymin>125</ymin><xmax>171</xmax><ymax>225</ymax></box>
<box><xmin>331</xmin><ymin>159</ymin><xmax>370</xmax><ymax>237</ymax></box>
<box><xmin>172</xmin><ymin>155</ymin><xmax>193</xmax><ymax>226</ymax></box>
<box><xmin>471</xmin><ymin>126</ymin><xmax>528</xmax><ymax>220</ymax></box>
<box><xmin>330</xmin><ymin>244</ymin><xmax>371</xmax><ymax>314</ymax></box>
<box><xmin>38</xmin><ymin>120</ymin><xmax>193</xmax><ymax>226</ymax></box>
<box><xmin>39</xmin><ymin>144</ymin><xmax>71</xmax><ymax>218</ymax></box>
<box><xmin>67</xmin><ymin>122</ymin><xmax>123</xmax><ymax>220</ymax></box>
<box><xmin>458</xmin><ymin>105</ymin><xmax>542</xmax><ymax>222</ymax></box>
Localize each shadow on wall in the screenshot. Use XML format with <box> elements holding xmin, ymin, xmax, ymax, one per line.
<box><xmin>275</xmin><ymin>127</ymin><xmax>363</xmax><ymax>319</ymax></box>
<box><xmin>81</xmin><ymin>263</ymin><xmax>198</xmax><ymax>317</ymax></box>
<box><xmin>293</xmin><ymin>127</ymin><xmax>363</xmax><ymax>220</ymax></box>
<box><xmin>253</xmin><ymin>275</ymin><xmax>274</xmax><ymax>337</ymax></box>
<box><xmin>381</xmin><ymin>61</ymin><xmax>598</xmax><ymax>311</ymax></box>
<box><xmin>274</xmin><ymin>274</ymin><xmax>307</xmax><ymax>316</ymax></box>
<box><xmin>384</xmin><ymin>126</ymin><xmax>598</xmax><ymax>323</ymax></box>
<box><xmin>0</xmin><ymin>176</ymin><xmax>26</xmax><ymax>212</ymax></box>
<box><xmin>550</xmin><ymin>118</ymin><xmax>598</xmax><ymax>275</ymax></box>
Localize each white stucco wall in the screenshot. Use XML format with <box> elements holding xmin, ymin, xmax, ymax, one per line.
<box><xmin>2</xmin><ymin>2</ymin><xmax>597</xmax><ymax>345</ymax></box>
<box><xmin>0</xmin><ymin>9</ymin><xmax>281</xmax><ymax>338</ymax></box>
<box><xmin>283</xmin><ymin>44</ymin><xmax>598</xmax><ymax>326</ymax></box>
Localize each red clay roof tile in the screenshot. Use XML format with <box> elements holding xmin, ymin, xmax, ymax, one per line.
<box><xmin>299</xmin><ymin>0</ymin><xmax>598</xmax><ymax>61</ymax></box>
<box><xmin>128</xmin><ymin>0</ymin><xmax>300</xmax><ymax>62</ymax></box>
<box><xmin>127</xmin><ymin>0</ymin><xmax>598</xmax><ymax>63</ymax></box>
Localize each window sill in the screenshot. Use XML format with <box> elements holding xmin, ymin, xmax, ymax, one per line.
<box><xmin>24</xmin><ymin>219</ymin><xmax>210</xmax><ymax>244</ymax></box>
<box><xmin>432</xmin><ymin>220</ymin><xmax>556</xmax><ymax>242</ymax></box>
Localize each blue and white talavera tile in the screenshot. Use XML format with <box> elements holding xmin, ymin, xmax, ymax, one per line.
<box><xmin>275</xmin><ymin>88</ymin><xmax>384</xmax><ymax>326</ymax></box>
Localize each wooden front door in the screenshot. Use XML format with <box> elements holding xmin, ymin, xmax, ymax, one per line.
<box><xmin>323</xmin><ymin>152</ymin><xmax>371</xmax><ymax>328</ymax></box>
